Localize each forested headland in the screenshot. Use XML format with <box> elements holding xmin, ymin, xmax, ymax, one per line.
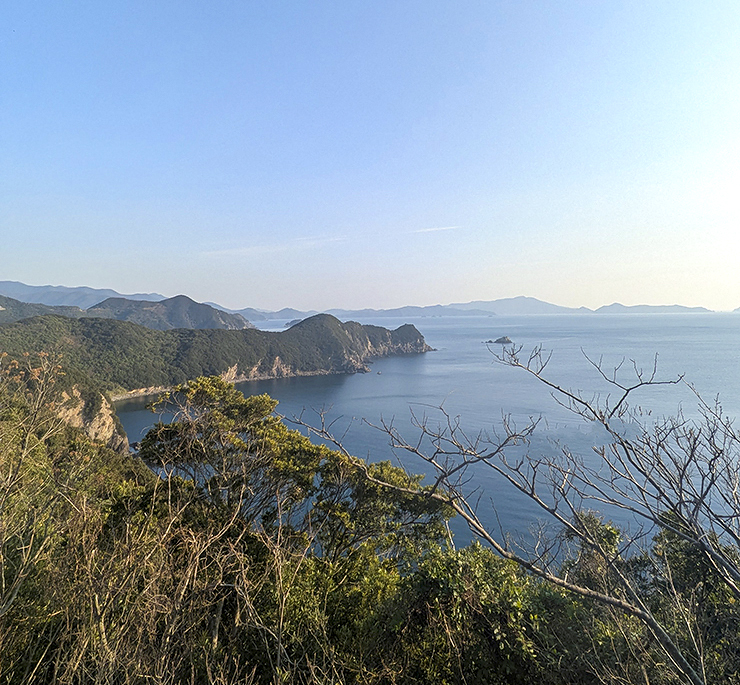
<box><xmin>0</xmin><ymin>312</ymin><xmax>430</xmax><ymax>395</ymax></box>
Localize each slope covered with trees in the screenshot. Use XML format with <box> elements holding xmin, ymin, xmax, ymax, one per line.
<box><xmin>3</xmin><ymin>358</ymin><xmax>739</xmax><ymax>684</ymax></box>
<box><xmin>0</xmin><ymin>313</ymin><xmax>431</xmax><ymax>394</ymax></box>
<box><xmin>0</xmin><ymin>292</ymin><xmax>255</xmax><ymax>331</ymax></box>
<box><xmin>86</xmin><ymin>294</ymin><xmax>255</xmax><ymax>330</ymax></box>
<box><xmin>0</xmin><ymin>294</ymin><xmax>85</xmax><ymax>323</ymax></box>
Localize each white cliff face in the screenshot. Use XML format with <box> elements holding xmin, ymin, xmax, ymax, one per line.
<box><xmin>57</xmin><ymin>387</ymin><xmax>129</xmax><ymax>453</ymax></box>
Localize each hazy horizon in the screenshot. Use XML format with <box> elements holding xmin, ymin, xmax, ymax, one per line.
<box><xmin>3</xmin><ymin>3</ymin><xmax>739</xmax><ymax>311</ymax></box>
<box><xmin>2</xmin><ymin>278</ymin><xmax>737</xmax><ymax>314</ymax></box>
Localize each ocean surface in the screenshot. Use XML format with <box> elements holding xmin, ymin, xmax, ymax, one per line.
<box><xmin>116</xmin><ymin>313</ymin><xmax>740</xmax><ymax>543</ymax></box>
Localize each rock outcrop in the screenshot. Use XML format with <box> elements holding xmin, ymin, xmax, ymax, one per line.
<box><xmin>57</xmin><ymin>386</ymin><xmax>129</xmax><ymax>454</ymax></box>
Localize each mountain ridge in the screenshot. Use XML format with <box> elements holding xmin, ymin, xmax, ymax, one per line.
<box><xmin>86</xmin><ymin>295</ymin><xmax>254</xmax><ymax>330</ymax></box>
<box><xmin>1</xmin><ymin>281</ymin><xmax>730</xmax><ymax>318</ymax></box>
<box><xmin>0</xmin><ymin>292</ymin><xmax>255</xmax><ymax>331</ymax></box>
<box><xmin>0</xmin><ymin>294</ymin><xmax>85</xmax><ymax>323</ymax></box>
<box><xmin>0</xmin><ymin>280</ymin><xmax>165</xmax><ymax>309</ymax></box>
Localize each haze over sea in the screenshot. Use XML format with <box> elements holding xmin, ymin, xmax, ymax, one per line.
<box><xmin>116</xmin><ymin>313</ymin><xmax>740</xmax><ymax>542</ymax></box>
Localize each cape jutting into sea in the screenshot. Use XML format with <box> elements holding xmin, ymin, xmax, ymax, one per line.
<box><xmin>116</xmin><ymin>313</ymin><xmax>740</xmax><ymax>542</ymax></box>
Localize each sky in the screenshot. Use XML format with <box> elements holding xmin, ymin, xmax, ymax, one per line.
<box><xmin>1</xmin><ymin>1</ymin><xmax>739</xmax><ymax>311</ymax></box>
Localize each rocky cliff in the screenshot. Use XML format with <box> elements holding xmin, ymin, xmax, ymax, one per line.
<box><xmin>57</xmin><ymin>386</ymin><xmax>129</xmax><ymax>453</ymax></box>
<box><xmin>0</xmin><ymin>313</ymin><xmax>432</xmax><ymax>398</ymax></box>
<box><xmin>245</xmin><ymin>314</ymin><xmax>433</xmax><ymax>378</ymax></box>
<box><xmin>168</xmin><ymin>316</ymin><xmax>432</xmax><ymax>385</ymax></box>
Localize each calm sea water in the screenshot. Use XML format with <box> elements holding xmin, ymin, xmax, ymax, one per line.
<box><xmin>116</xmin><ymin>313</ymin><xmax>740</xmax><ymax>542</ymax></box>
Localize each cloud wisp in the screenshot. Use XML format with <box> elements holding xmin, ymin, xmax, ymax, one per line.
<box><xmin>411</xmin><ymin>225</ymin><xmax>462</xmax><ymax>234</ymax></box>
<box><xmin>203</xmin><ymin>234</ymin><xmax>349</xmax><ymax>258</ymax></box>
<box><xmin>203</xmin><ymin>224</ymin><xmax>463</xmax><ymax>259</ymax></box>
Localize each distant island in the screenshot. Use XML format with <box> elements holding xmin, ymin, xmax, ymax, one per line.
<box><xmin>0</xmin><ymin>281</ymin><xmax>729</xmax><ymax>324</ymax></box>
<box><xmin>594</xmin><ymin>303</ymin><xmax>713</xmax><ymax>314</ymax></box>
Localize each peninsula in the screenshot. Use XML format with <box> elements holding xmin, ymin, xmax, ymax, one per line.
<box><xmin>0</xmin><ymin>312</ymin><xmax>431</xmax><ymax>397</ymax></box>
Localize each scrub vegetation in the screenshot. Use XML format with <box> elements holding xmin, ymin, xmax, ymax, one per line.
<box><xmin>1</xmin><ymin>352</ymin><xmax>739</xmax><ymax>684</ymax></box>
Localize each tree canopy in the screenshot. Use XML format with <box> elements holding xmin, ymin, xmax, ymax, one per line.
<box><xmin>2</xmin><ymin>357</ymin><xmax>740</xmax><ymax>683</ymax></box>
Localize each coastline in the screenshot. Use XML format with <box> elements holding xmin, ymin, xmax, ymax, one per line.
<box><xmin>109</xmin><ymin>366</ymin><xmax>369</xmax><ymax>403</ymax></box>
<box><xmin>109</xmin><ymin>339</ymin><xmax>432</xmax><ymax>404</ymax></box>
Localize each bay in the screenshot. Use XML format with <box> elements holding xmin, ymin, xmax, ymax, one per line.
<box><xmin>115</xmin><ymin>313</ymin><xmax>740</xmax><ymax>542</ymax></box>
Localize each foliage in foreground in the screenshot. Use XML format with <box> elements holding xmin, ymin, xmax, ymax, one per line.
<box><xmin>1</xmin><ymin>362</ymin><xmax>739</xmax><ymax>683</ymax></box>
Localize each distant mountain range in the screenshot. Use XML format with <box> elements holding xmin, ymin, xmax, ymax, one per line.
<box><xmin>243</xmin><ymin>298</ymin><xmax>716</xmax><ymax>321</ymax></box>
<box><xmin>207</xmin><ymin>295</ymin><xmax>721</xmax><ymax>320</ymax></box>
<box><xmin>0</xmin><ymin>281</ymin><xmax>728</xmax><ymax>324</ymax></box>
<box><xmin>0</xmin><ymin>280</ymin><xmax>164</xmax><ymax>309</ymax></box>
<box><xmin>210</xmin><ymin>297</ymin><xmax>585</xmax><ymax>321</ymax></box>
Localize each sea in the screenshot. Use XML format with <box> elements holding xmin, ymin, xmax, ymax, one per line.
<box><xmin>115</xmin><ymin>313</ymin><xmax>740</xmax><ymax>544</ymax></box>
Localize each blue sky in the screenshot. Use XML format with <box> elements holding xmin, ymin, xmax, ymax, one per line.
<box><xmin>2</xmin><ymin>2</ymin><xmax>739</xmax><ymax>310</ymax></box>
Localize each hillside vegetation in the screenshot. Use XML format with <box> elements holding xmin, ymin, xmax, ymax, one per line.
<box><xmin>2</xmin><ymin>361</ymin><xmax>738</xmax><ymax>684</ymax></box>
<box><xmin>0</xmin><ymin>292</ymin><xmax>255</xmax><ymax>331</ymax></box>
<box><xmin>0</xmin><ymin>294</ymin><xmax>84</xmax><ymax>323</ymax></box>
<box><xmin>86</xmin><ymin>294</ymin><xmax>254</xmax><ymax>330</ymax></box>
<box><xmin>0</xmin><ymin>313</ymin><xmax>431</xmax><ymax>394</ymax></box>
